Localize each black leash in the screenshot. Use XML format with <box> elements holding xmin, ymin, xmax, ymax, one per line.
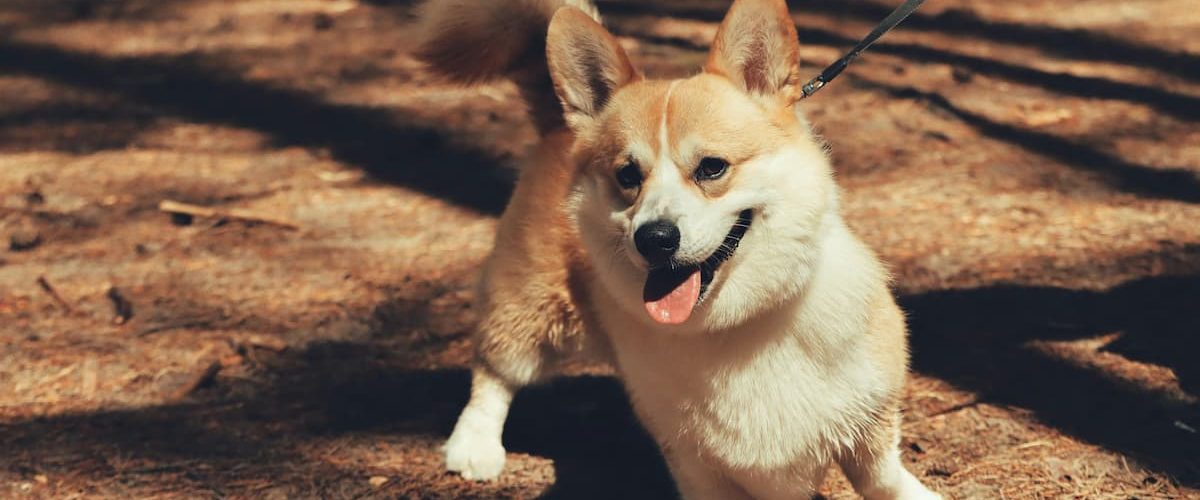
<box><xmin>799</xmin><ymin>0</ymin><xmax>926</xmax><ymax>99</ymax></box>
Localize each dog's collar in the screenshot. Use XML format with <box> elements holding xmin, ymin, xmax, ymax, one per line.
<box><xmin>798</xmin><ymin>0</ymin><xmax>926</xmax><ymax>99</ymax></box>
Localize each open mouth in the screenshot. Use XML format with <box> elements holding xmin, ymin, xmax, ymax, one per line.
<box><xmin>642</xmin><ymin>209</ymin><xmax>754</xmax><ymax>324</ymax></box>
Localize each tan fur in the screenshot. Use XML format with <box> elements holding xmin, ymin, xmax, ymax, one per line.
<box><xmin>415</xmin><ymin>0</ymin><xmax>600</xmax><ymax>132</ymax></box>
<box><xmin>425</xmin><ymin>0</ymin><xmax>939</xmax><ymax>497</ymax></box>
<box><xmin>665</xmin><ymin>74</ymin><xmax>795</xmax><ymax>199</ymax></box>
<box><xmin>473</xmin><ymin>130</ymin><xmax>592</xmax><ymax>385</ymax></box>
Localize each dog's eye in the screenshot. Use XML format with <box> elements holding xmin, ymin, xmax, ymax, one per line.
<box><xmin>695</xmin><ymin>157</ymin><xmax>729</xmax><ymax>181</ymax></box>
<box><xmin>616</xmin><ymin>162</ymin><xmax>643</xmax><ymax>189</ymax></box>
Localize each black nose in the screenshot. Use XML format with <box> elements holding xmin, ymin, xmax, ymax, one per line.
<box><xmin>634</xmin><ymin>220</ymin><xmax>680</xmax><ymax>265</ymax></box>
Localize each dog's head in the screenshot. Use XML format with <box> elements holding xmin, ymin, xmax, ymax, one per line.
<box><xmin>549</xmin><ymin>0</ymin><xmax>837</xmax><ymax>332</ymax></box>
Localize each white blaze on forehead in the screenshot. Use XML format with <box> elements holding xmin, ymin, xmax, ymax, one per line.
<box><xmin>623</xmin><ymin>81</ymin><xmax>679</xmax><ymax>183</ymax></box>
<box><xmin>633</xmin><ymin>80</ymin><xmax>687</xmax><ymax>228</ymax></box>
<box><xmin>658</xmin><ymin>80</ymin><xmax>679</xmax><ymax>166</ymax></box>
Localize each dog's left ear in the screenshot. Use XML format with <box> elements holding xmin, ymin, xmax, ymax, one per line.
<box><xmin>705</xmin><ymin>0</ymin><xmax>802</xmax><ymax>104</ymax></box>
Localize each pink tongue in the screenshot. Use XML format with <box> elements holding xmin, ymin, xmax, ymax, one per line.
<box><xmin>644</xmin><ymin>269</ymin><xmax>701</xmax><ymax>324</ymax></box>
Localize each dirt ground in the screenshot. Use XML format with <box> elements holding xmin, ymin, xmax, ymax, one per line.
<box><xmin>1</xmin><ymin>0</ymin><xmax>1198</xmax><ymax>498</ymax></box>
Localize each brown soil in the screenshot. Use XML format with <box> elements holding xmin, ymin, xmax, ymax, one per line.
<box><xmin>1</xmin><ymin>0</ymin><xmax>1198</xmax><ymax>498</ymax></box>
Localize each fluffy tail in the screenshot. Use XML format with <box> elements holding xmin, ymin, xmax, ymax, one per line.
<box><xmin>415</xmin><ymin>0</ymin><xmax>600</xmax><ymax>133</ymax></box>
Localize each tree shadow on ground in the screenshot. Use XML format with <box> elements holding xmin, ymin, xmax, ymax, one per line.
<box><xmin>852</xmin><ymin>76</ymin><xmax>1200</xmax><ymax>203</ymax></box>
<box><xmin>3</xmin><ymin>268</ymin><xmax>1199</xmax><ymax>496</ymax></box>
<box><xmin>597</xmin><ymin>0</ymin><xmax>1200</xmax><ymax>82</ymax></box>
<box><xmin>324</xmin><ymin>363</ymin><xmax>677</xmax><ymax>499</ymax></box>
<box><xmin>602</xmin><ymin>2</ymin><xmax>1200</xmax><ymax>124</ymax></box>
<box><xmin>799</xmin><ymin>0</ymin><xmax>1200</xmax><ymax>83</ymax></box>
<box><xmin>903</xmin><ymin>273</ymin><xmax>1200</xmax><ymax>485</ymax></box>
<box><xmin>0</xmin><ymin>40</ymin><xmax>515</xmax><ymax>216</ymax></box>
<box><xmin>0</xmin><ymin>338</ymin><xmax>675</xmax><ymax>499</ymax></box>
<box><xmin>619</xmin><ymin>26</ymin><xmax>1200</xmax><ymax>203</ymax></box>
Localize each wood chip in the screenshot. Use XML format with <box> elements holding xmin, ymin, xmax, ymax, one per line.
<box><xmin>9</xmin><ymin>228</ymin><xmax>41</xmax><ymax>251</ymax></box>
<box><xmin>368</xmin><ymin>476</ymin><xmax>389</xmax><ymax>488</ymax></box>
<box><xmin>81</xmin><ymin>358</ymin><xmax>98</xmax><ymax>400</ymax></box>
<box><xmin>136</xmin><ymin>314</ymin><xmax>226</xmax><ymax>337</ymax></box>
<box><xmin>1015</xmin><ymin>440</ymin><xmax>1052</xmax><ymax>450</ymax></box>
<box><xmin>243</xmin><ymin>334</ymin><xmax>288</xmax><ymax>352</ymax></box>
<box><xmin>158</xmin><ymin>200</ymin><xmax>299</xmax><ymax>230</ymax></box>
<box><xmin>1021</xmin><ymin>108</ymin><xmax>1074</xmax><ymax>127</ymax></box>
<box><xmin>169</xmin><ymin>360</ymin><xmax>221</xmax><ymax>401</ymax></box>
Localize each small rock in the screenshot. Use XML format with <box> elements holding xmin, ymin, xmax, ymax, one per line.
<box><xmin>10</xmin><ymin>229</ymin><xmax>42</xmax><ymax>251</ymax></box>
<box><xmin>368</xmin><ymin>476</ymin><xmax>389</xmax><ymax>487</ymax></box>
<box><xmin>925</xmin><ymin>462</ymin><xmax>959</xmax><ymax>477</ymax></box>
<box><xmin>263</xmin><ymin>486</ymin><xmax>292</xmax><ymax>500</ymax></box>
<box><xmin>213</xmin><ymin>16</ymin><xmax>236</xmax><ymax>32</ymax></box>
<box><xmin>314</xmin><ymin>13</ymin><xmax>334</xmax><ymax>30</ymax></box>
<box><xmin>25</xmin><ymin>191</ymin><xmax>45</xmax><ymax>205</ymax></box>
<box><xmin>1021</xmin><ymin>108</ymin><xmax>1074</xmax><ymax>128</ymax></box>
<box><xmin>170</xmin><ymin>212</ymin><xmax>194</xmax><ymax>226</ymax></box>
<box><xmin>73</xmin><ymin>204</ymin><xmax>104</xmax><ymax>228</ymax></box>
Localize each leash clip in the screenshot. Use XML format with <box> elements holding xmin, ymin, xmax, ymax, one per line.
<box><xmin>795</xmin><ymin>0</ymin><xmax>925</xmax><ymax>100</ymax></box>
<box><xmin>799</xmin><ymin>77</ymin><xmax>826</xmax><ymax>100</ymax></box>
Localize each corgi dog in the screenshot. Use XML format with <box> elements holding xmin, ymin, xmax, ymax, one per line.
<box><xmin>417</xmin><ymin>0</ymin><xmax>939</xmax><ymax>498</ymax></box>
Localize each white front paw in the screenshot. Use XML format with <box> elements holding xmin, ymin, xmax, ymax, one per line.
<box><xmin>899</xmin><ymin>479</ymin><xmax>943</xmax><ymax>500</ymax></box>
<box><xmin>443</xmin><ymin>428</ymin><xmax>507</xmax><ymax>481</ymax></box>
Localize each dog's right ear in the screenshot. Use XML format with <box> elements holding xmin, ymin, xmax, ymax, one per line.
<box><xmin>546</xmin><ymin>7</ymin><xmax>639</xmax><ymax>131</ymax></box>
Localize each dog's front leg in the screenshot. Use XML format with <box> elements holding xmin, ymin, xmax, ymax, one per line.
<box><xmin>665</xmin><ymin>445</ymin><xmax>753</xmax><ymax>500</ymax></box>
<box><xmin>836</xmin><ymin>415</ymin><xmax>941</xmax><ymax>500</ymax></box>
<box><xmin>443</xmin><ymin>366</ymin><xmax>513</xmax><ymax>480</ymax></box>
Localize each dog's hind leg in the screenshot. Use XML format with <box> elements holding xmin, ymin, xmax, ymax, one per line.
<box><xmin>443</xmin><ymin>317</ymin><xmax>546</xmax><ymax>480</ymax></box>
<box><xmin>444</xmin><ymin>276</ymin><xmax>585</xmax><ymax>480</ymax></box>
<box><xmin>442</xmin><ymin>126</ymin><xmax>588</xmax><ymax>480</ymax></box>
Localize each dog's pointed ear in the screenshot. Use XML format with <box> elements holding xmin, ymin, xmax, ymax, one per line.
<box><xmin>705</xmin><ymin>0</ymin><xmax>802</xmax><ymax>104</ymax></box>
<box><xmin>546</xmin><ymin>7</ymin><xmax>639</xmax><ymax>130</ymax></box>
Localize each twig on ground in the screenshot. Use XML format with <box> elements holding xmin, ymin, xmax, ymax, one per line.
<box><xmin>924</xmin><ymin>399</ymin><xmax>982</xmax><ymax>419</ymax></box>
<box><xmin>36</xmin><ymin>275</ymin><xmax>73</xmax><ymax>313</ymax></box>
<box><xmin>136</xmin><ymin>319</ymin><xmax>220</xmax><ymax>337</ymax></box>
<box><xmin>106</xmin><ymin>286</ymin><xmax>134</xmax><ymax>325</ymax></box>
<box><xmin>158</xmin><ymin>200</ymin><xmax>300</xmax><ymax>230</ymax></box>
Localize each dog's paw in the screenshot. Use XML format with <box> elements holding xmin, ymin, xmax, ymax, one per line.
<box><xmin>899</xmin><ymin>483</ymin><xmax>943</xmax><ymax>500</ymax></box>
<box><xmin>443</xmin><ymin>429</ymin><xmax>506</xmax><ymax>481</ymax></box>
